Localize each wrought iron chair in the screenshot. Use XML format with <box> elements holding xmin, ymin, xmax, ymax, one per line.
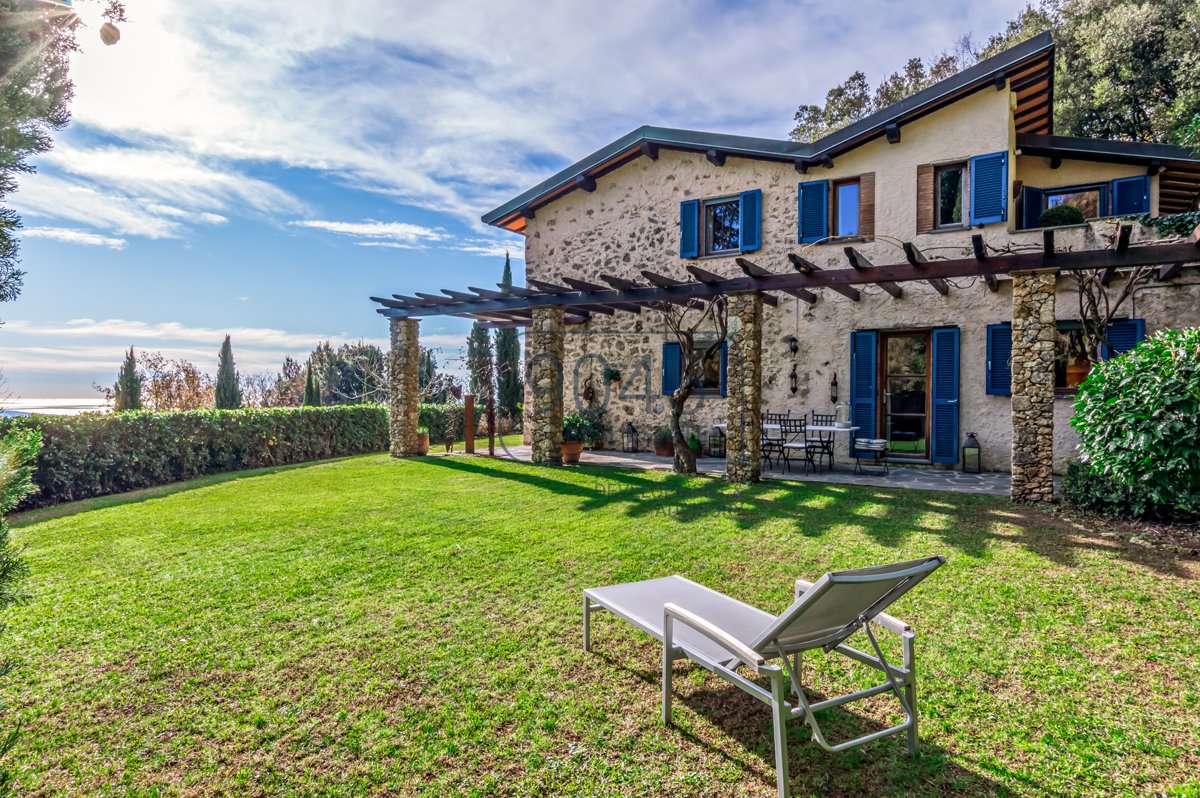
<box><xmin>807</xmin><ymin>412</ymin><xmax>836</xmax><ymax>471</ymax></box>
<box><xmin>761</xmin><ymin>412</ymin><xmax>789</xmax><ymax>470</ymax></box>
<box><xmin>780</xmin><ymin>417</ymin><xmax>815</xmax><ymax>474</ymax></box>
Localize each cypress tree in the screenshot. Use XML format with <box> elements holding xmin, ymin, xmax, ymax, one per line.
<box><xmin>214</xmin><ymin>335</ymin><xmax>242</xmax><ymax>410</ymax></box>
<box><xmin>466</xmin><ymin>322</ymin><xmax>494</xmax><ymax>398</ymax></box>
<box><xmin>112</xmin><ymin>347</ymin><xmax>143</xmax><ymax>412</ymax></box>
<box><xmin>495</xmin><ymin>252</ymin><xmax>523</xmax><ymax>421</ymax></box>
<box><xmin>303</xmin><ymin>366</ymin><xmax>322</xmax><ymax>407</ymax></box>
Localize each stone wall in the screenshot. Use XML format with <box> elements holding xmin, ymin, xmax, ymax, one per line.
<box><xmin>388</xmin><ymin>318</ymin><xmax>422</xmax><ymax>457</ymax></box>
<box><xmin>725</xmin><ymin>293</ymin><xmax>763</xmax><ymax>483</ymax></box>
<box><xmin>1009</xmin><ymin>272</ymin><xmax>1057</xmax><ymax>502</ymax></box>
<box><xmin>527</xmin><ymin>306</ymin><xmax>565</xmax><ymax>464</ymax></box>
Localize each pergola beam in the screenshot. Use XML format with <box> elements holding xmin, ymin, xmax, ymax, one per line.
<box><xmin>900</xmin><ymin>243</ymin><xmax>950</xmax><ymax>296</ymax></box>
<box><xmin>844</xmin><ymin>247</ymin><xmax>903</xmax><ymax>298</ymax></box>
<box><xmin>971</xmin><ymin>235</ymin><xmax>1000</xmax><ymax>292</ymax></box>
<box><xmin>735</xmin><ymin>258</ymin><xmax>813</xmax><ymax>304</ymax></box>
<box><xmin>787</xmin><ymin>253</ymin><xmax>861</xmax><ymax>301</ymax></box>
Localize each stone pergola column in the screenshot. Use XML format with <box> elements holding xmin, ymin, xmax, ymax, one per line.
<box><xmin>725</xmin><ymin>292</ymin><xmax>763</xmax><ymax>483</ymax></box>
<box><xmin>527</xmin><ymin>306</ymin><xmax>565</xmax><ymax>464</ymax></box>
<box><xmin>388</xmin><ymin>317</ymin><xmax>422</xmax><ymax>457</ymax></box>
<box><xmin>1009</xmin><ymin>271</ymin><xmax>1056</xmax><ymax>502</ymax></box>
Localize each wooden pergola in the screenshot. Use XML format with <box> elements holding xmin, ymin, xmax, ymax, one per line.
<box><xmin>372</xmin><ymin>225</ymin><xmax>1200</xmax><ymax>500</ymax></box>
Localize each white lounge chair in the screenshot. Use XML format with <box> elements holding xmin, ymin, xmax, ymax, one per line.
<box><xmin>583</xmin><ymin>556</ymin><xmax>946</xmax><ymax>798</ymax></box>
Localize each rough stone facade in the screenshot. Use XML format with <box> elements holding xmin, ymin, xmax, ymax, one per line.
<box><xmin>1009</xmin><ymin>272</ymin><xmax>1057</xmax><ymax>502</ymax></box>
<box><xmin>527</xmin><ymin>306</ymin><xmax>565</xmax><ymax>464</ymax></box>
<box><xmin>725</xmin><ymin>293</ymin><xmax>763</xmax><ymax>483</ymax></box>
<box><xmin>388</xmin><ymin>318</ymin><xmax>422</xmax><ymax>457</ymax></box>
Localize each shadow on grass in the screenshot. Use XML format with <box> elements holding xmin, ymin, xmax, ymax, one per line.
<box><xmin>422</xmin><ymin>455</ymin><xmax>1192</xmax><ymax>577</ymax></box>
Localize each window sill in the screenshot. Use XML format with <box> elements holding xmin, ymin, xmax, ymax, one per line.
<box><xmin>920</xmin><ymin>225</ymin><xmax>972</xmax><ymax>235</ymax></box>
<box><xmin>814</xmin><ymin>236</ymin><xmax>868</xmax><ymax>245</ymax></box>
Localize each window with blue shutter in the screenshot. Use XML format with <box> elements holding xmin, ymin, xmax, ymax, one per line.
<box><xmin>1111</xmin><ymin>176</ymin><xmax>1150</xmax><ymax>216</ymax></box>
<box><xmin>969</xmin><ymin>151</ymin><xmax>1008</xmax><ymax>225</ymax></box>
<box><xmin>661</xmin><ymin>342</ymin><xmax>682</xmax><ymax>395</ymax></box>
<box><xmin>798</xmin><ymin>180</ymin><xmax>829</xmax><ymax>243</ymax></box>
<box><xmin>679</xmin><ymin>200</ymin><xmax>700</xmax><ymax>258</ymax></box>
<box><xmin>739</xmin><ymin>189</ymin><xmax>761</xmax><ymax>253</ymax></box>
<box><xmin>1021</xmin><ymin>186</ymin><xmax>1044</xmax><ymax>230</ymax></box>
<box><xmin>986</xmin><ymin>324</ymin><xmax>1013</xmax><ymax>396</ymax></box>
<box><xmin>930</xmin><ymin>327</ymin><xmax>960</xmax><ymax>464</ymax></box>
<box><xmin>849</xmin><ymin>331</ymin><xmax>876</xmax><ymax>454</ymax></box>
<box><xmin>1101</xmin><ymin>319</ymin><xmax>1146</xmax><ymax>359</ymax></box>
<box><xmin>719</xmin><ymin>341</ymin><xmax>728</xmax><ymax>397</ymax></box>
<box><xmin>662</xmin><ymin>341</ymin><xmax>727</xmax><ymax>396</ymax></box>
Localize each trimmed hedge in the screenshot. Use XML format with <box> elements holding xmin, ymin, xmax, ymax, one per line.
<box><xmin>418</xmin><ymin>403</ymin><xmax>464</xmax><ymax>443</ymax></box>
<box><xmin>0</xmin><ymin>405</ymin><xmax>390</xmax><ymax>510</ymax></box>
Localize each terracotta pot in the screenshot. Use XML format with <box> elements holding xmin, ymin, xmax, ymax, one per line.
<box><xmin>562</xmin><ymin>440</ymin><xmax>585</xmax><ymax>464</ymax></box>
<box><xmin>653</xmin><ymin>440</ymin><xmax>675</xmax><ymax>457</ymax></box>
<box><xmin>417</xmin><ymin>433</ymin><xmax>430</xmax><ymax>456</ymax></box>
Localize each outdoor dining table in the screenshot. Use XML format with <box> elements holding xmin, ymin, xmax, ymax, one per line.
<box><xmin>712</xmin><ymin>423</ymin><xmax>861</xmax><ymax>471</ymax></box>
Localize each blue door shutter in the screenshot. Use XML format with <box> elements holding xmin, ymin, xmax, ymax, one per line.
<box><xmin>739</xmin><ymin>189</ymin><xmax>762</xmax><ymax>253</ymax></box>
<box><xmin>679</xmin><ymin>200</ymin><xmax>700</xmax><ymax>258</ymax></box>
<box><xmin>1022</xmin><ymin>186</ymin><xmax>1044</xmax><ymax>230</ymax></box>
<box><xmin>798</xmin><ymin>180</ymin><xmax>829</xmax><ymax>243</ymax></box>
<box><xmin>930</xmin><ymin>327</ymin><xmax>960</xmax><ymax>465</ymax></box>
<box><xmin>986</xmin><ymin>324</ymin><xmax>1013</xmax><ymax>396</ymax></box>
<box><xmin>969</xmin><ymin>151</ymin><xmax>1008</xmax><ymax>225</ymax></box>
<box><xmin>1101</xmin><ymin>319</ymin><xmax>1146</xmax><ymax>359</ymax></box>
<box><xmin>661</xmin><ymin>342</ymin><xmax>682</xmax><ymax>395</ymax></box>
<box><xmin>1111</xmin><ymin>176</ymin><xmax>1150</xmax><ymax>216</ymax></box>
<box><xmin>719</xmin><ymin>341</ymin><xmax>728</xmax><ymax>397</ymax></box>
<box><xmin>849</xmin><ymin>331</ymin><xmax>876</xmax><ymax>454</ymax></box>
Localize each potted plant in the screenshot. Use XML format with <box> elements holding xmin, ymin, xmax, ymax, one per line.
<box><xmin>581</xmin><ymin>406</ymin><xmax>605</xmax><ymax>450</ymax></box>
<box><xmin>416</xmin><ymin>424</ymin><xmax>430</xmax><ymax>455</ymax></box>
<box><xmin>653</xmin><ymin>426</ymin><xmax>674</xmax><ymax>458</ymax></box>
<box><xmin>562</xmin><ymin>412</ymin><xmax>591</xmax><ymax>464</ymax></box>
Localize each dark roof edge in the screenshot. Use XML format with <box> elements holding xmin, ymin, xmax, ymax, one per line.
<box><xmin>1016</xmin><ymin>133</ymin><xmax>1200</xmax><ymax>165</ymax></box>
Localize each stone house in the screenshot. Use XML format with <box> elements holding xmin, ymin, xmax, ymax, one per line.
<box><xmin>480</xmin><ymin>32</ymin><xmax>1200</xmax><ymax>476</ymax></box>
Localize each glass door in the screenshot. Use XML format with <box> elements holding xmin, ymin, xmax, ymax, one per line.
<box><xmin>880</xmin><ymin>332</ymin><xmax>930</xmax><ymax>459</ymax></box>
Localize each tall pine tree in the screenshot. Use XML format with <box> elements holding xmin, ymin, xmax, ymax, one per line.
<box><xmin>303</xmin><ymin>365</ymin><xmax>321</xmax><ymax>407</ymax></box>
<box><xmin>494</xmin><ymin>252</ymin><xmax>523</xmax><ymax>422</ymax></box>
<box><xmin>214</xmin><ymin>335</ymin><xmax>242</xmax><ymax>410</ymax></box>
<box><xmin>112</xmin><ymin>347</ymin><xmax>142</xmax><ymax>412</ymax></box>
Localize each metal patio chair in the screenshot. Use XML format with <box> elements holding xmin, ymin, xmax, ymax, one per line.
<box><xmin>761</xmin><ymin>412</ymin><xmax>789</xmax><ymax>470</ymax></box>
<box><xmin>780</xmin><ymin>417</ymin><xmax>814</xmax><ymax>474</ymax></box>
<box><xmin>807</xmin><ymin>412</ymin><xmax>836</xmax><ymax>470</ymax></box>
<box><xmin>583</xmin><ymin>556</ymin><xmax>946</xmax><ymax>798</ymax></box>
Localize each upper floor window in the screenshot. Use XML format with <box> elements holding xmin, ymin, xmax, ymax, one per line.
<box><xmin>679</xmin><ymin>190</ymin><xmax>761</xmax><ymax>258</ymax></box>
<box><xmin>704</xmin><ymin>197</ymin><xmax>741</xmax><ymax>255</ymax></box>
<box><xmin>1046</xmin><ymin>186</ymin><xmax>1103</xmax><ymax>219</ymax></box>
<box><xmin>935</xmin><ymin>163</ymin><xmax>968</xmax><ymax>228</ymax></box>
<box><xmin>833</xmin><ymin>179</ymin><xmax>860</xmax><ymax>237</ymax></box>
<box><xmin>798</xmin><ymin>173</ymin><xmax>874</xmax><ymax>243</ymax></box>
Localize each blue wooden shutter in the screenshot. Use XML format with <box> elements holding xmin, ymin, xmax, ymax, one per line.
<box><xmin>1022</xmin><ymin>186</ymin><xmax>1044</xmax><ymax>230</ymax></box>
<box><xmin>1111</xmin><ymin>176</ymin><xmax>1150</xmax><ymax>216</ymax></box>
<box><xmin>739</xmin><ymin>189</ymin><xmax>762</xmax><ymax>253</ymax></box>
<box><xmin>969</xmin><ymin>151</ymin><xmax>1008</xmax><ymax>225</ymax></box>
<box><xmin>849</xmin><ymin>331</ymin><xmax>876</xmax><ymax>454</ymax></box>
<box><xmin>1100</xmin><ymin>319</ymin><xmax>1145</xmax><ymax>359</ymax></box>
<box><xmin>798</xmin><ymin>180</ymin><xmax>829</xmax><ymax>243</ymax></box>
<box><xmin>661</xmin><ymin>342</ymin><xmax>682</xmax><ymax>395</ymax></box>
<box><xmin>719</xmin><ymin>341</ymin><xmax>728</xmax><ymax>397</ymax></box>
<box><xmin>986</xmin><ymin>324</ymin><xmax>1013</xmax><ymax>396</ymax></box>
<box><xmin>679</xmin><ymin>200</ymin><xmax>700</xmax><ymax>258</ymax></box>
<box><xmin>930</xmin><ymin>327</ymin><xmax>960</xmax><ymax>465</ymax></box>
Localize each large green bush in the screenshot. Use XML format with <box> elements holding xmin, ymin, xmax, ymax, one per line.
<box><xmin>1068</xmin><ymin>327</ymin><xmax>1200</xmax><ymax>520</ymax></box>
<box><xmin>417</xmin><ymin>403</ymin><xmax>464</xmax><ymax>443</ymax></box>
<box><xmin>0</xmin><ymin>405</ymin><xmax>389</xmax><ymax>510</ymax></box>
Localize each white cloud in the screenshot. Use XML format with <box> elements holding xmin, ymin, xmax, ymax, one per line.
<box><xmin>4</xmin><ymin>318</ymin><xmax>386</xmax><ymax>351</ymax></box>
<box><xmin>21</xmin><ymin>227</ymin><xmax>127</xmax><ymax>250</ymax></box>
<box><xmin>289</xmin><ymin>219</ymin><xmax>446</xmax><ymax>246</ymax></box>
<box><xmin>451</xmin><ymin>238</ymin><xmax>525</xmax><ymax>259</ymax></box>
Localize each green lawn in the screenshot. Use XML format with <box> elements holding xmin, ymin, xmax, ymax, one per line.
<box><xmin>4</xmin><ymin>455</ymin><xmax>1199</xmax><ymax>797</ymax></box>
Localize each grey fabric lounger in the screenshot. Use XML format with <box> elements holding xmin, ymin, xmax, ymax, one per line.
<box><xmin>583</xmin><ymin>556</ymin><xmax>946</xmax><ymax>798</ymax></box>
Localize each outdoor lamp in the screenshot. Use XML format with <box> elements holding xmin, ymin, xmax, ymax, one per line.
<box><xmin>789</xmin><ymin>365</ymin><xmax>798</xmax><ymax>395</ymax></box>
<box><xmin>830</xmin><ymin>372</ymin><xmax>839</xmax><ymax>403</ymax></box>
<box><xmin>788</xmin><ymin>336</ymin><xmax>799</xmax><ymax>354</ymax></box>
<box><xmin>708</xmin><ymin>427</ymin><xmax>726</xmax><ymax>458</ymax></box>
<box><xmin>962</xmin><ymin>432</ymin><xmax>982</xmax><ymax>474</ymax></box>
<box><xmin>621</xmin><ymin>422</ymin><xmax>639</xmax><ymax>453</ymax></box>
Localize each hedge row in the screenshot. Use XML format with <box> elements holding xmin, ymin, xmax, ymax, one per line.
<box><xmin>0</xmin><ymin>405</ymin><xmax>390</xmax><ymax>510</ymax></box>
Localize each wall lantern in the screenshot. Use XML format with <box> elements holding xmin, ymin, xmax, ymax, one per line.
<box><xmin>622</xmin><ymin>422</ymin><xmax>639</xmax><ymax>453</ymax></box>
<box><xmin>962</xmin><ymin>432</ymin><xmax>982</xmax><ymax>474</ymax></box>
<box><xmin>788</xmin><ymin>335</ymin><xmax>799</xmax><ymax>354</ymax></box>
<box><xmin>708</xmin><ymin>427</ymin><xmax>726</xmax><ymax>458</ymax></box>
<box><xmin>830</xmin><ymin>373</ymin><xmax>839</xmax><ymax>404</ymax></box>
<box><xmin>789</xmin><ymin>365</ymin><xmax>798</xmax><ymax>395</ymax></box>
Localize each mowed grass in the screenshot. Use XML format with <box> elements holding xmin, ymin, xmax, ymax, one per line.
<box><xmin>4</xmin><ymin>455</ymin><xmax>1199</xmax><ymax>797</ymax></box>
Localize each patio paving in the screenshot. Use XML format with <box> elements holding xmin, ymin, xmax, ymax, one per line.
<box><xmin>491</xmin><ymin>444</ymin><xmax>1017</xmax><ymax>496</ymax></box>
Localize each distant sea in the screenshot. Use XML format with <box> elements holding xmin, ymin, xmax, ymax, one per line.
<box><xmin>1</xmin><ymin>398</ymin><xmax>109</xmax><ymax>417</ymax></box>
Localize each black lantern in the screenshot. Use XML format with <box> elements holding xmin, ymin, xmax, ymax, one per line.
<box><xmin>789</xmin><ymin>364</ymin><xmax>798</xmax><ymax>395</ymax></box>
<box><xmin>830</xmin><ymin>372</ymin><xmax>839</xmax><ymax>403</ymax></box>
<box><xmin>622</xmin><ymin>422</ymin><xmax>639</xmax><ymax>453</ymax></box>
<box><xmin>962</xmin><ymin>432</ymin><xmax>982</xmax><ymax>473</ymax></box>
<box><xmin>788</xmin><ymin>335</ymin><xmax>799</xmax><ymax>354</ymax></box>
<box><xmin>708</xmin><ymin>427</ymin><xmax>726</xmax><ymax>458</ymax></box>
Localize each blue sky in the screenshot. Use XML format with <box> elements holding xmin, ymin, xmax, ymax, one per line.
<box><xmin>2</xmin><ymin>0</ymin><xmax>1026</xmax><ymax>406</ymax></box>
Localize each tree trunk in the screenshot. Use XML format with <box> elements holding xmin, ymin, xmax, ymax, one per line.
<box><xmin>668</xmin><ymin>387</ymin><xmax>696</xmax><ymax>474</ymax></box>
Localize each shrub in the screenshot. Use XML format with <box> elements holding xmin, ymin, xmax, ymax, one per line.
<box><xmin>417</xmin><ymin>403</ymin><xmax>464</xmax><ymax>443</ymax></box>
<box><xmin>1069</xmin><ymin>327</ymin><xmax>1200</xmax><ymax>521</ymax></box>
<box><xmin>1038</xmin><ymin>204</ymin><xmax>1086</xmax><ymax>227</ymax></box>
<box><xmin>0</xmin><ymin>405</ymin><xmax>389</xmax><ymax>510</ymax></box>
<box><xmin>562</xmin><ymin>412</ymin><xmax>594</xmax><ymax>443</ymax></box>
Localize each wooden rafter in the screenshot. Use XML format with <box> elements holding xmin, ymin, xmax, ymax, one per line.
<box><xmin>899</xmin><ymin>243</ymin><xmax>949</xmax><ymax>296</ymax></box>
<box><xmin>844</xmin><ymin>247</ymin><xmax>903</xmax><ymax>299</ymax></box>
<box><xmin>735</xmin><ymin>258</ymin><xmax>813</xmax><ymax>304</ymax></box>
<box><xmin>787</xmin><ymin>253</ymin><xmax>861</xmax><ymax>301</ymax></box>
<box><xmin>970</xmin><ymin>235</ymin><xmax>999</xmax><ymax>292</ymax></box>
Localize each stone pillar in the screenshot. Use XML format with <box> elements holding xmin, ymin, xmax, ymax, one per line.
<box><xmin>1010</xmin><ymin>271</ymin><xmax>1056</xmax><ymax>503</ymax></box>
<box><xmin>527</xmin><ymin>306</ymin><xmax>565</xmax><ymax>464</ymax></box>
<box><xmin>725</xmin><ymin>293</ymin><xmax>763</xmax><ymax>483</ymax></box>
<box><xmin>388</xmin><ymin>317</ymin><xmax>422</xmax><ymax>457</ymax></box>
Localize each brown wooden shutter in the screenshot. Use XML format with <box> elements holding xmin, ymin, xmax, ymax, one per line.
<box><xmin>916</xmin><ymin>163</ymin><xmax>934</xmax><ymax>233</ymax></box>
<box><xmin>858</xmin><ymin>172</ymin><xmax>875</xmax><ymax>239</ymax></box>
